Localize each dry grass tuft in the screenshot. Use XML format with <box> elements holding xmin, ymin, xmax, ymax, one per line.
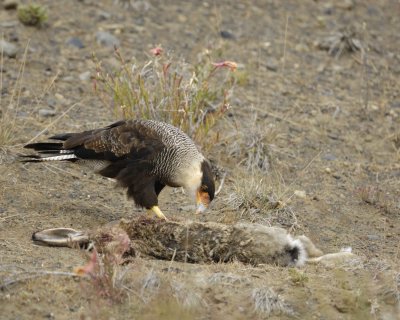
<box><xmin>224</xmin><ymin>114</ymin><xmax>278</xmax><ymax>173</ymax></box>
<box><xmin>94</xmin><ymin>47</ymin><xmax>237</xmax><ymax>147</ymax></box>
<box><xmin>252</xmin><ymin>287</ymin><xmax>293</xmax><ymax>316</ymax></box>
<box><xmin>171</xmin><ymin>280</ymin><xmax>206</xmax><ymax>309</ymax></box>
<box><xmin>140</xmin><ymin>269</ymin><xmax>161</xmax><ymax>303</ymax></box>
<box><xmin>225</xmin><ymin>174</ymin><xmax>281</xmax><ymax>217</ymax></box>
<box><xmin>288</xmin><ymin>268</ymin><xmax>309</xmax><ymax>287</ymax></box>
<box><xmin>222</xmin><ymin>169</ymin><xmax>298</xmax><ymax>228</ymax></box>
<box><xmin>355</xmin><ymin>185</ymin><xmax>399</xmax><ymax>216</ymax></box>
<box><xmin>0</xmin><ymin>41</ymin><xmax>29</xmax><ymax>147</ymax></box>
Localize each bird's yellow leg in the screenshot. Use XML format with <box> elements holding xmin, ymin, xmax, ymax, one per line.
<box><xmin>146</xmin><ymin>206</ymin><xmax>168</xmax><ymax>220</ymax></box>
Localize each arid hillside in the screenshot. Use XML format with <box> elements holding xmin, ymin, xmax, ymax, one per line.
<box><xmin>0</xmin><ymin>1</ymin><xmax>399</xmax><ymax>319</ymax></box>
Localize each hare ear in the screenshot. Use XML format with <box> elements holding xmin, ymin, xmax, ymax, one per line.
<box><xmin>32</xmin><ymin>228</ymin><xmax>90</xmax><ymax>249</ymax></box>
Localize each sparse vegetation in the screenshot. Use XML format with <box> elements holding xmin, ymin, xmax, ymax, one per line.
<box><xmin>75</xmin><ymin>232</ymin><xmax>131</xmax><ymax>305</ymax></box>
<box><xmin>224</xmin><ymin>114</ymin><xmax>278</xmax><ymax>173</ymax></box>
<box><xmin>225</xmin><ymin>173</ymin><xmax>282</xmax><ymax>217</ymax></box>
<box><xmin>0</xmin><ymin>41</ymin><xmax>28</xmax><ymax>147</ymax></box>
<box><xmin>356</xmin><ymin>185</ymin><xmax>399</xmax><ymax>216</ymax></box>
<box><xmin>252</xmin><ymin>287</ymin><xmax>293</xmax><ymax>316</ymax></box>
<box><xmin>288</xmin><ymin>268</ymin><xmax>309</xmax><ymax>286</ymax></box>
<box><xmin>94</xmin><ymin>48</ymin><xmax>236</xmax><ymax>146</ymax></box>
<box><xmin>1</xmin><ymin>0</ymin><xmax>400</xmax><ymax>319</ymax></box>
<box><xmin>17</xmin><ymin>4</ymin><xmax>48</xmax><ymax>27</ymax></box>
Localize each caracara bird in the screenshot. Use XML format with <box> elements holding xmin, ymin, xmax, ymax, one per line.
<box><xmin>22</xmin><ymin>120</ymin><xmax>215</xmax><ymax>220</ymax></box>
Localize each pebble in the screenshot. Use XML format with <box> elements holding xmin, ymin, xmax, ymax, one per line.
<box><xmin>336</xmin><ymin>0</ymin><xmax>354</xmax><ymax>10</ymax></box>
<box><xmin>220</xmin><ymin>30</ymin><xmax>235</xmax><ymax>40</ymax></box>
<box><xmin>325</xmin><ymin>167</ymin><xmax>332</xmax><ymax>173</ymax></box>
<box><xmin>46</xmin><ymin>97</ymin><xmax>57</xmax><ymax>108</ymax></box>
<box><xmin>179</xmin><ymin>205</ymin><xmax>196</xmax><ymax>211</ymax></box>
<box><xmin>79</xmin><ymin>71</ymin><xmax>91</xmax><ymax>81</ymax></box>
<box><xmin>177</xmin><ymin>14</ymin><xmax>187</xmax><ymax>23</ymax></box>
<box><xmin>61</xmin><ymin>76</ymin><xmax>74</xmax><ymax>82</ymax></box>
<box><xmin>38</xmin><ymin>109</ymin><xmax>56</xmax><ymax>117</ymax></box>
<box><xmin>0</xmin><ymin>40</ymin><xmax>18</xmax><ymax>58</ymax></box>
<box><xmin>322</xmin><ymin>4</ymin><xmax>334</xmax><ymax>15</ymax></box>
<box><xmin>0</xmin><ymin>21</ymin><xmax>18</xmax><ymax>28</ymax></box>
<box><xmin>367</xmin><ymin>235</ymin><xmax>380</xmax><ymax>241</ymax></box>
<box><xmin>294</xmin><ymin>190</ymin><xmax>307</xmax><ymax>199</ymax></box>
<box><xmin>66</xmin><ymin>37</ymin><xmax>84</xmax><ymax>49</ymax></box>
<box><xmin>97</xmin><ymin>11</ymin><xmax>111</xmax><ymax>20</ymax></box>
<box><xmin>3</xmin><ymin>0</ymin><xmax>18</xmax><ymax>10</ymax></box>
<box><xmin>295</xmin><ymin>43</ymin><xmax>309</xmax><ymax>52</ymax></box>
<box><xmin>265</xmin><ymin>58</ymin><xmax>278</xmax><ymax>72</ymax></box>
<box><xmin>322</xmin><ymin>153</ymin><xmax>337</xmax><ymax>161</ymax></box>
<box><xmin>96</xmin><ymin>31</ymin><xmax>120</xmax><ymax>47</ymax></box>
<box><xmin>55</xmin><ymin>93</ymin><xmax>67</xmax><ymax>105</ymax></box>
<box><xmin>332</xmin><ymin>174</ymin><xmax>341</xmax><ymax>180</ymax></box>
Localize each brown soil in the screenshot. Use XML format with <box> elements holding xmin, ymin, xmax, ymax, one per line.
<box><xmin>0</xmin><ymin>0</ymin><xmax>399</xmax><ymax>319</ymax></box>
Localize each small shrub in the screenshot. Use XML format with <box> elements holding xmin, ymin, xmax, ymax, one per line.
<box><xmin>75</xmin><ymin>232</ymin><xmax>131</xmax><ymax>305</ymax></box>
<box><xmin>17</xmin><ymin>4</ymin><xmax>48</xmax><ymax>27</ymax></box>
<box><xmin>355</xmin><ymin>185</ymin><xmax>399</xmax><ymax>215</ymax></box>
<box><xmin>288</xmin><ymin>268</ymin><xmax>308</xmax><ymax>286</ymax></box>
<box><xmin>0</xmin><ymin>42</ymin><xmax>28</xmax><ymax>146</ymax></box>
<box><xmin>0</xmin><ymin>111</ymin><xmax>14</xmax><ymax>146</ymax></box>
<box><xmin>220</xmin><ymin>113</ymin><xmax>279</xmax><ymax>174</ymax></box>
<box><xmin>94</xmin><ymin>47</ymin><xmax>237</xmax><ymax>147</ymax></box>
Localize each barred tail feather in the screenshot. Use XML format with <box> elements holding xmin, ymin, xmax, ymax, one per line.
<box><xmin>20</xmin><ymin>154</ymin><xmax>78</xmax><ymax>162</ymax></box>
<box><xmin>22</xmin><ymin>142</ymin><xmax>77</xmax><ymax>162</ymax></box>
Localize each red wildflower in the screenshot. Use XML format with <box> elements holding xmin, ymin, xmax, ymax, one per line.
<box><xmin>150</xmin><ymin>46</ymin><xmax>163</xmax><ymax>56</ymax></box>
<box><xmin>212</xmin><ymin>60</ymin><xmax>237</xmax><ymax>71</ymax></box>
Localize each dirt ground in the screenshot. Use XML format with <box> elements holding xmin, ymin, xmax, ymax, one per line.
<box><xmin>1</xmin><ymin>0</ymin><xmax>399</xmax><ymax>319</ymax></box>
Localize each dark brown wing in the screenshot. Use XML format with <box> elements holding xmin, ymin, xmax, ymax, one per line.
<box><xmin>52</xmin><ymin>121</ymin><xmax>160</xmax><ymax>157</ymax></box>
<box><xmin>24</xmin><ymin>120</ymin><xmax>167</xmax><ymax>208</ymax></box>
<box><xmin>56</xmin><ymin>119</ymin><xmax>165</xmax><ymax>183</ymax></box>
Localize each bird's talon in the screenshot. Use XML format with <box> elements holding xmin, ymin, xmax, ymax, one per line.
<box><xmin>148</xmin><ymin>206</ymin><xmax>168</xmax><ymax>220</ymax></box>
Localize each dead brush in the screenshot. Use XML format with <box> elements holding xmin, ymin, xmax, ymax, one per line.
<box><xmin>355</xmin><ymin>185</ymin><xmax>399</xmax><ymax>216</ymax></box>
<box><xmin>224</xmin><ymin>114</ymin><xmax>278</xmax><ymax>173</ymax></box>
<box><xmin>75</xmin><ymin>232</ymin><xmax>131</xmax><ymax>305</ymax></box>
<box><xmin>225</xmin><ymin>175</ymin><xmax>281</xmax><ymax>217</ymax></box>
<box><xmin>222</xmin><ymin>169</ymin><xmax>300</xmax><ymax>227</ymax></box>
<box><xmin>251</xmin><ymin>287</ymin><xmax>293</xmax><ymax>317</ymax></box>
<box><xmin>356</xmin><ymin>185</ymin><xmax>382</xmax><ymax>206</ymax></box>
<box><xmin>0</xmin><ymin>40</ymin><xmax>28</xmax><ymax>147</ymax></box>
<box><xmin>317</xmin><ymin>25</ymin><xmax>365</xmax><ymax>59</ymax></box>
<box><xmin>94</xmin><ymin>47</ymin><xmax>236</xmax><ymax>147</ymax></box>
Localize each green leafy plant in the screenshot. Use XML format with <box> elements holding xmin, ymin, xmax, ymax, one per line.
<box><xmin>94</xmin><ymin>47</ymin><xmax>237</xmax><ymax>146</ymax></box>
<box><xmin>17</xmin><ymin>4</ymin><xmax>48</xmax><ymax>27</ymax></box>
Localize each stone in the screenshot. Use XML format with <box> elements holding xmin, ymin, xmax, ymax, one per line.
<box><xmin>220</xmin><ymin>30</ymin><xmax>235</xmax><ymax>40</ymax></box>
<box><xmin>96</xmin><ymin>31</ymin><xmax>120</xmax><ymax>48</ymax></box>
<box><xmin>66</xmin><ymin>37</ymin><xmax>84</xmax><ymax>49</ymax></box>
<box><xmin>294</xmin><ymin>190</ymin><xmax>307</xmax><ymax>199</ymax></box>
<box><xmin>79</xmin><ymin>71</ymin><xmax>91</xmax><ymax>81</ymax></box>
<box><xmin>322</xmin><ymin>153</ymin><xmax>337</xmax><ymax>161</ymax></box>
<box><xmin>38</xmin><ymin>109</ymin><xmax>56</xmax><ymax>118</ymax></box>
<box><xmin>265</xmin><ymin>59</ymin><xmax>278</xmax><ymax>72</ymax></box>
<box><xmin>38</xmin><ymin>109</ymin><xmax>56</xmax><ymax>117</ymax></box>
<box><xmin>0</xmin><ymin>40</ymin><xmax>18</xmax><ymax>58</ymax></box>
<box><xmin>46</xmin><ymin>97</ymin><xmax>57</xmax><ymax>108</ymax></box>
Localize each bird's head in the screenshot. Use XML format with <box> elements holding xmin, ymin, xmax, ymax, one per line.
<box><xmin>196</xmin><ymin>160</ymin><xmax>215</xmax><ymax>214</ymax></box>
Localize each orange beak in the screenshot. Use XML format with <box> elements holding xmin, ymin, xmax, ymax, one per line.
<box><xmin>196</xmin><ymin>190</ymin><xmax>210</xmax><ymax>214</ymax></box>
